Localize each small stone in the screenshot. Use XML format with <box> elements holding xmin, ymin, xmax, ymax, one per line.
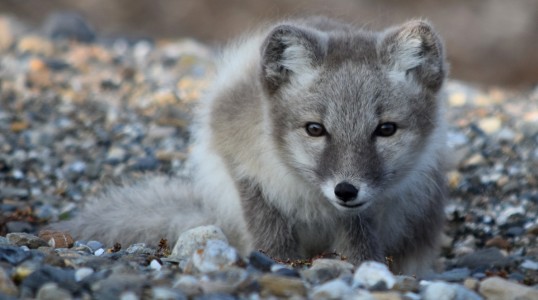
<box><xmin>150</xmin><ymin>286</ymin><xmax>186</xmax><ymax>300</ymax></box>
<box><xmin>353</xmin><ymin>261</ymin><xmax>396</xmax><ymax>289</ymax></box>
<box><xmin>125</xmin><ymin>243</ymin><xmax>155</xmax><ymax>255</ymax></box>
<box><xmin>86</xmin><ymin>240</ymin><xmax>104</xmax><ymax>251</ymax></box>
<box><xmin>0</xmin><ymin>266</ymin><xmax>18</xmax><ymax>296</ymax></box>
<box><xmin>479</xmin><ymin>276</ymin><xmax>538</xmax><ymax>300</ymax></box>
<box><xmin>461</xmin><ymin>153</ymin><xmax>486</xmax><ymax>168</ymax></box>
<box><xmin>130</xmin><ymin>156</ymin><xmax>159</xmax><ymax>171</ymax></box>
<box><xmin>38</xmin><ymin>230</ymin><xmax>74</xmax><ymax>249</ymax></box>
<box><xmin>370</xmin><ymin>291</ymin><xmax>403</xmax><ymax>300</ymax></box>
<box><xmin>105</xmin><ymin>147</ymin><xmax>127</xmax><ymax>164</ymax></box>
<box><xmin>258</xmin><ymin>274</ymin><xmax>307</xmax><ymax>298</ymax></box>
<box><xmin>272</xmin><ymin>266</ymin><xmax>301</xmax><ymax>278</ymax></box>
<box><xmin>0</xmin><ymin>187</ymin><xmax>30</xmax><ymax>199</ymax></box>
<box><xmin>485</xmin><ymin>236</ymin><xmax>510</xmax><ymax>250</ymax></box>
<box><xmin>6</xmin><ymin>221</ymin><xmax>33</xmax><ymax>234</ymax></box>
<box><xmin>21</xmin><ymin>265</ymin><xmax>78</xmax><ymax>294</ymax></box>
<box><xmin>68</xmin><ymin>161</ymin><xmax>86</xmax><ymax>174</ymax></box>
<box><xmin>7</xmin><ymin>233</ymin><xmax>48</xmax><ymax>249</ymax></box>
<box><xmin>421</xmin><ymin>281</ymin><xmax>481</xmax><ymax>300</ymax></box>
<box><xmin>496</xmin><ymin>206</ymin><xmax>525</xmax><ymax>226</ymax></box>
<box><xmin>17</xmin><ymin>35</ymin><xmax>53</xmax><ymax>56</ymax></box>
<box><xmin>393</xmin><ymin>275</ymin><xmax>419</xmax><ymax>292</ymax></box>
<box><xmin>248</xmin><ymin>251</ymin><xmax>276</xmax><ymax>272</ymax></box>
<box><xmin>150</xmin><ymin>259</ymin><xmax>162</xmax><ymax>270</ymax></box>
<box><xmin>0</xmin><ymin>245</ymin><xmax>33</xmax><ymax>265</ymax></box>
<box><xmin>74</xmin><ymin>268</ymin><xmax>94</xmax><ymax>282</ymax></box>
<box><xmin>431</xmin><ymin>268</ymin><xmax>471</xmax><ymax>282</ymax></box>
<box><xmin>198</xmin><ymin>267</ymin><xmax>249</xmax><ymax>294</ymax></box>
<box><xmin>36</xmin><ymin>282</ymin><xmax>72</xmax><ymax>300</ymax></box>
<box><xmin>310</xmin><ymin>279</ymin><xmax>354</xmax><ymax>300</ymax></box>
<box><xmin>477</xmin><ymin>117</ymin><xmax>502</xmax><ymax>134</ymax></box>
<box><xmin>94</xmin><ymin>248</ymin><xmax>105</xmax><ymax>256</ymax></box>
<box><xmin>448</xmin><ymin>92</ymin><xmax>467</xmax><ymax>107</ymax></box>
<box><xmin>463</xmin><ymin>278</ymin><xmax>479</xmax><ymax>291</ymax></box>
<box><xmin>171</xmin><ymin>225</ymin><xmax>228</xmax><ymax>260</ymax></box>
<box><xmin>520</xmin><ymin>259</ymin><xmax>538</xmax><ymax>270</ymax></box>
<box><xmin>454</xmin><ymin>248</ymin><xmax>512</xmax><ymax>269</ymax></box>
<box><xmin>173</xmin><ymin>275</ymin><xmax>203</xmax><ymax>296</ymax></box>
<box><xmin>191</xmin><ymin>240</ymin><xmax>238</xmax><ymax>273</ymax></box>
<box><xmin>302</xmin><ymin>258</ymin><xmax>354</xmax><ymax>285</ymax></box>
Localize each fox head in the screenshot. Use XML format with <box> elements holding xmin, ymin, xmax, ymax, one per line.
<box><xmin>260</xmin><ymin>19</ymin><xmax>447</xmax><ymax>212</ymax></box>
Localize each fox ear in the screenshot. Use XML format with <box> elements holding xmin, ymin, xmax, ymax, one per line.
<box><xmin>261</xmin><ymin>24</ymin><xmax>327</xmax><ymax>94</ymax></box>
<box><xmin>380</xmin><ymin>20</ymin><xmax>446</xmax><ymax>92</ymax></box>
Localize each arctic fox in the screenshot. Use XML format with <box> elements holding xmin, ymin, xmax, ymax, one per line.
<box><xmin>56</xmin><ymin>17</ymin><xmax>448</xmax><ymax>276</ymax></box>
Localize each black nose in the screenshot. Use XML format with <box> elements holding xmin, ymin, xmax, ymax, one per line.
<box><xmin>334</xmin><ymin>182</ymin><xmax>358</xmax><ymax>202</ymax></box>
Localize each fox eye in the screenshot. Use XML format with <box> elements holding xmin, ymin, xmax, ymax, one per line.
<box><xmin>374</xmin><ymin>122</ymin><xmax>397</xmax><ymax>137</ymax></box>
<box><xmin>305</xmin><ymin>122</ymin><xmax>326</xmax><ymax>137</ymax></box>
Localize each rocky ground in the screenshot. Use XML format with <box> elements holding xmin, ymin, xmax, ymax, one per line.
<box><xmin>0</xmin><ymin>13</ymin><xmax>537</xmax><ymax>299</ymax></box>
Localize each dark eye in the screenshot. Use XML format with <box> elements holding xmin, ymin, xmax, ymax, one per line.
<box><xmin>305</xmin><ymin>122</ymin><xmax>326</xmax><ymax>137</ymax></box>
<box><xmin>374</xmin><ymin>122</ymin><xmax>397</xmax><ymax>137</ymax></box>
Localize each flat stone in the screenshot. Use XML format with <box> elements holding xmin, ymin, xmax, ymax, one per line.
<box><xmin>7</xmin><ymin>233</ymin><xmax>48</xmax><ymax>249</ymax></box>
<box><xmin>421</xmin><ymin>281</ymin><xmax>481</xmax><ymax>300</ymax></box>
<box><xmin>479</xmin><ymin>276</ymin><xmax>538</xmax><ymax>300</ymax></box>
<box><xmin>258</xmin><ymin>274</ymin><xmax>306</xmax><ymax>298</ymax></box>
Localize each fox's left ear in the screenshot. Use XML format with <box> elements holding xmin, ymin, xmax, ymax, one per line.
<box><xmin>379</xmin><ymin>20</ymin><xmax>446</xmax><ymax>92</ymax></box>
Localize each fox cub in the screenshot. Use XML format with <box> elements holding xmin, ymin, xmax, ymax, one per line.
<box><xmin>57</xmin><ymin>17</ymin><xmax>448</xmax><ymax>276</ymax></box>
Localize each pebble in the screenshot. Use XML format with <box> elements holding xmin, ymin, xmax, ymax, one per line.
<box><xmin>258</xmin><ymin>274</ymin><xmax>307</xmax><ymax>298</ymax></box>
<box><xmin>421</xmin><ymin>281</ymin><xmax>481</xmax><ymax>300</ymax></box>
<box><xmin>190</xmin><ymin>239</ymin><xmax>238</xmax><ymax>273</ymax></box>
<box><xmin>479</xmin><ymin>276</ymin><xmax>538</xmax><ymax>300</ymax></box>
<box><xmin>477</xmin><ymin>117</ymin><xmax>502</xmax><ymax>134</ymax></box>
<box><xmin>520</xmin><ymin>259</ymin><xmax>538</xmax><ymax>270</ymax></box>
<box><xmin>353</xmin><ymin>261</ymin><xmax>396</xmax><ymax>289</ymax></box>
<box><xmin>36</xmin><ymin>282</ymin><xmax>72</xmax><ymax>300</ymax></box>
<box><xmin>0</xmin><ymin>266</ymin><xmax>18</xmax><ymax>296</ymax></box>
<box><xmin>170</xmin><ymin>225</ymin><xmax>228</xmax><ymax>260</ymax></box>
<box><xmin>310</xmin><ymin>279</ymin><xmax>355</xmax><ymax>300</ymax></box>
<box><xmin>6</xmin><ymin>233</ymin><xmax>48</xmax><ymax>249</ymax></box>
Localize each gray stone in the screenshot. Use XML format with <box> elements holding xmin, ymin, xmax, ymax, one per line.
<box><xmin>454</xmin><ymin>248</ymin><xmax>513</xmax><ymax>269</ymax></box>
<box><xmin>36</xmin><ymin>282</ymin><xmax>72</xmax><ymax>300</ymax></box>
<box><xmin>170</xmin><ymin>225</ymin><xmax>228</xmax><ymax>260</ymax></box>
<box><xmin>310</xmin><ymin>279</ymin><xmax>354</xmax><ymax>300</ymax></box>
<box><xmin>421</xmin><ymin>281</ymin><xmax>481</xmax><ymax>300</ymax></box>
<box><xmin>7</xmin><ymin>233</ymin><xmax>48</xmax><ymax>249</ymax></box>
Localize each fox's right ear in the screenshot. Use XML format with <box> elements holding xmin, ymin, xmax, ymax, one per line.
<box><xmin>260</xmin><ymin>25</ymin><xmax>327</xmax><ymax>94</ymax></box>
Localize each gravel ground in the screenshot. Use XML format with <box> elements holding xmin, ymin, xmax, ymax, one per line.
<box><xmin>0</xmin><ymin>13</ymin><xmax>538</xmax><ymax>299</ymax></box>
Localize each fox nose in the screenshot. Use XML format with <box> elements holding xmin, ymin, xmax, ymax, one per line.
<box><xmin>334</xmin><ymin>182</ymin><xmax>358</xmax><ymax>202</ymax></box>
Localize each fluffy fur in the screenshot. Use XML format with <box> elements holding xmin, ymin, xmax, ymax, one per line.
<box><xmin>54</xmin><ymin>17</ymin><xmax>448</xmax><ymax>276</ymax></box>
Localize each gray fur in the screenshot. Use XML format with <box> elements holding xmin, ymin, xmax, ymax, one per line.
<box><xmin>55</xmin><ymin>17</ymin><xmax>447</xmax><ymax>276</ymax></box>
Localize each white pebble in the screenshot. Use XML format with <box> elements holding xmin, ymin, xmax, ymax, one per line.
<box><xmin>94</xmin><ymin>248</ymin><xmax>105</xmax><ymax>256</ymax></box>
<box><xmin>353</xmin><ymin>261</ymin><xmax>396</xmax><ymax>289</ymax></box>
<box><xmin>150</xmin><ymin>259</ymin><xmax>162</xmax><ymax>271</ymax></box>
<box><xmin>75</xmin><ymin>267</ymin><xmax>94</xmax><ymax>282</ymax></box>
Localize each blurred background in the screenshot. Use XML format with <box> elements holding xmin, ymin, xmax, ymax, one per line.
<box><xmin>1</xmin><ymin>0</ymin><xmax>537</xmax><ymax>88</ymax></box>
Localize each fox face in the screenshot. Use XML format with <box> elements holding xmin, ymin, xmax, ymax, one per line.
<box><xmin>260</xmin><ymin>20</ymin><xmax>446</xmax><ymax>212</ymax></box>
